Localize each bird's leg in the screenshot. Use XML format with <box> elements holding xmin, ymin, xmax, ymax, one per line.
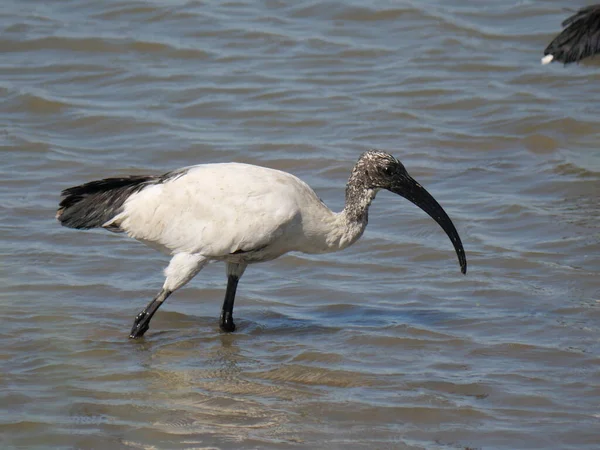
<box><xmin>130</xmin><ymin>288</ymin><xmax>171</xmax><ymax>339</ymax></box>
<box><xmin>130</xmin><ymin>252</ymin><xmax>207</xmax><ymax>339</ymax></box>
<box><xmin>220</xmin><ymin>276</ymin><xmax>238</xmax><ymax>332</ymax></box>
<box><xmin>220</xmin><ymin>262</ymin><xmax>247</xmax><ymax>332</ymax></box>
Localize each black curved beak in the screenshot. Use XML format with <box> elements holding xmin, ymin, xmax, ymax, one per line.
<box><xmin>390</xmin><ymin>174</ymin><xmax>467</xmax><ymax>275</ymax></box>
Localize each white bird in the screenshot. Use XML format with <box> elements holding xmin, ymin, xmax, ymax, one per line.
<box><xmin>542</xmin><ymin>5</ymin><xmax>600</xmax><ymax>65</ymax></box>
<box><xmin>56</xmin><ymin>150</ymin><xmax>467</xmax><ymax>339</ymax></box>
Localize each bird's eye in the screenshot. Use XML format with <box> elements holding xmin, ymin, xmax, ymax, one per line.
<box><xmin>383</xmin><ymin>166</ymin><xmax>394</xmax><ymax>176</ymax></box>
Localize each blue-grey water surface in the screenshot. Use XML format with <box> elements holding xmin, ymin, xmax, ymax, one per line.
<box><xmin>1</xmin><ymin>1</ymin><xmax>600</xmax><ymax>449</ymax></box>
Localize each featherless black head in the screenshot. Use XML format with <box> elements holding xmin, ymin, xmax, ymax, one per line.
<box><xmin>351</xmin><ymin>150</ymin><xmax>409</xmax><ymax>190</ymax></box>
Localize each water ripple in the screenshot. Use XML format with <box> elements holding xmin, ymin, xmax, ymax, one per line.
<box><xmin>1</xmin><ymin>0</ymin><xmax>599</xmax><ymax>448</ymax></box>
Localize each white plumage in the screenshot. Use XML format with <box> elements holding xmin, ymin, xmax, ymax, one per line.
<box><xmin>57</xmin><ymin>150</ymin><xmax>467</xmax><ymax>338</ymax></box>
<box><xmin>108</xmin><ymin>163</ymin><xmax>360</xmax><ymax>258</ymax></box>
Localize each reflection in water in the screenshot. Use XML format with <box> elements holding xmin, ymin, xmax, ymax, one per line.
<box><xmin>127</xmin><ymin>333</ymin><xmax>303</xmax><ymax>445</ymax></box>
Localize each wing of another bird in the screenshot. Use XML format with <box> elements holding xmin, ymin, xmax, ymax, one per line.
<box><xmin>108</xmin><ymin>163</ymin><xmax>321</xmax><ymax>257</ymax></box>
<box><xmin>543</xmin><ymin>5</ymin><xmax>600</xmax><ymax>64</ymax></box>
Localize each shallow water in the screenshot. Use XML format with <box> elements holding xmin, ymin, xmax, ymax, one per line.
<box><xmin>1</xmin><ymin>0</ymin><xmax>599</xmax><ymax>449</ymax></box>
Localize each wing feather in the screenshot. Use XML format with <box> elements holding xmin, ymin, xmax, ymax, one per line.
<box><xmin>115</xmin><ymin>163</ymin><xmax>310</xmax><ymax>256</ymax></box>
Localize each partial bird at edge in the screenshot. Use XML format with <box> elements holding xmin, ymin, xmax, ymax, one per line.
<box><xmin>542</xmin><ymin>5</ymin><xmax>600</xmax><ymax>65</ymax></box>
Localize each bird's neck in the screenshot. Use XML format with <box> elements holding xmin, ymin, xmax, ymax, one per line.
<box><xmin>344</xmin><ymin>171</ymin><xmax>378</xmax><ymax>220</ymax></box>
<box><xmin>328</xmin><ymin>175</ymin><xmax>377</xmax><ymax>250</ymax></box>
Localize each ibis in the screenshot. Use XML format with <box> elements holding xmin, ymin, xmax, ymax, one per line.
<box><xmin>542</xmin><ymin>5</ymin><xmax>600</xmax><ymax>64</ymax></box>
<box><xmin>56</xmin><ymin>150</ymin><xmax>467</xmax><ymax>338</ymax></box>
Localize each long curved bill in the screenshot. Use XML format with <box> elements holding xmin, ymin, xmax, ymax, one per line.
<box><xmin>390</xmin><ymin>175</ymin><xmax>467</xmax><ymax>274</ymax></box>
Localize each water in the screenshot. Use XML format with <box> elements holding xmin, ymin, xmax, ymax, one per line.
<box><xmin>1</xmin><ymin>1</ymin><xmax>599</xmax><ymax>449</ymax></box>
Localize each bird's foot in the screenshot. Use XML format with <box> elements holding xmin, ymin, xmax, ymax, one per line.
<box><xmin>130</xmin><ymin>310</ymin><xmax>151</xmax><ymax>339</ymax></box>
<box><xmin>219</xmin><ymin>312</ymin><xmax>236</xmax><ymax>333</ymax></box>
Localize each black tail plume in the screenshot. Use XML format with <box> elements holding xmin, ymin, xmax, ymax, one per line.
<box><xmin>57</xmin><ymin>176</ymin><xmax>156</xmax><ymax>230</ymax></box>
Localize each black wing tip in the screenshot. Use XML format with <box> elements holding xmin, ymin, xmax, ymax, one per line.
<box><xmin>56</xmin><ymin>175</ymin><xmax>156</xmax><ymax>229</ymax></box>
<box><xmin>543</xmin><ymin>5</ymin><xmax>600</xmax><ymax>65</ymax></box>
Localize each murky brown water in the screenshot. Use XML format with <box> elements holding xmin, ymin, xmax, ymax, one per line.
<box><xmin>2</xmin><ymin>1</ymin><xmax>600</xmax><ymax>449</ymax></box>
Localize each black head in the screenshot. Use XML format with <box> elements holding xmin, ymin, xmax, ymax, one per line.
<box><xmin>352</xmin><ymin>150</ymin><xmax>408</xmax><ymax>190</ymax></box>
<box><xmin>354</xmin><ymin>150</ymin><xmax>467</xmax><ymax>274</ymax></box>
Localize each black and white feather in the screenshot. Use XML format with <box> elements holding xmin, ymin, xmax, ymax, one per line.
<box><xmin>56</xmin><ymin>168</ymin><xmax>192</xmax><ymax>231</ymax></box>
<box><xmin>542</xmin><ymin>5</ymin><xmax>600</xmax><ymax>64</ymax></box>
<box><xmin>57</xmin><ymin>176</ymin><xmax>158</xmax><ymax>230</ymax></box>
